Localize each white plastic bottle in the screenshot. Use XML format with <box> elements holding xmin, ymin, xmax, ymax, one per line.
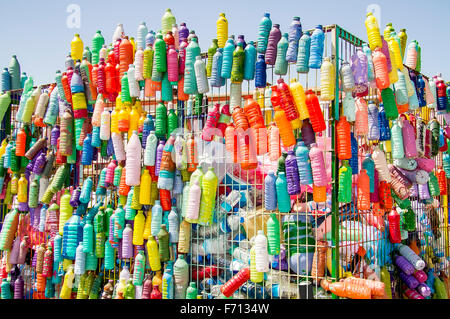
<box><xmin>186</xmin><ymin>180</ymin><xmax>201</xmax><ymax>223</ymax></box>
<box><xmin>144</xmin><ymin>131</ymin><xmax>157</xmax><ymax>166</ymax></box>
<box><xmin>125</xmin><ymin>131</ymin><xmax>142</xmax><ymax>186</ymax></box>
<box><xmin>74</xmin><ymin>242</ymin><xmax>86</xmax><ymax>275</ymax></box>
<box><xmin>134</xmin><ymin>49</ymin><xmax>144</xmax><ymax>82</ymax></box>
<box><xmin>372</xmin><ymin>145</ymin><xmax>391</xmax><ymax>182</ymax></box>
<box><xmin>194</xmin><ymin>56</ymin><xmax>209</xmax><ymax>94</ymax></box>
<box><xmin>100</xmin><ymin>110</ymin><xmax>111</xmax><ymax>141</ymax></box>
<box><xmin>112</xmin><ymin>132</ymin><xmax>126</xmax><ymax>162</ymax></box>
<box><xmin>254</xmin><ymin>230</ymin><xmax>269</xmax><ymax>272</ymax></box>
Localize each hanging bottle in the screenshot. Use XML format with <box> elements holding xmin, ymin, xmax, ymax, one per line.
<box><xmin>257</xmin><ymin>13</ymin><xmax>272</xmax><ymax>54</ymax></box>
<box><xmin>274</xmin><ymin>33</ymin><xmax>289</xmax><ymax>76</ymax></box>
<box><xmin>309</xmin><ymin>26</ymin><xmax>324</xmax><ymax>69</ymax></box>
<box><xmin>265</xmin><ymin>24</ymin><xmax>281</xmax><ymax>65</ymax></box>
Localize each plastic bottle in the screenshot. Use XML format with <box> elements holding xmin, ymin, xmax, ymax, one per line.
<box><xmin>173</xmin><ymin>255</ymin><xmax>189</xmax><ymax>299</ymax></box>
<box><xmin>390</xmin><ymin>119</ymin><xmax>404</xmax><ymax>160</ymax></box>
<box><xmin>274</xmin><ymin>33</ymin><xmax>288</xmax><ymax>75</ymax></box>
<box><xmin>161</xmin><ymin>9</ymin><xmax>176</xmax><ymax>34</ymax></box>
<box><xmin>309</xmin><ymin>26</ymin><xmax>324</xmax><ymax>69</ymax></box>
<box><xmin>338</xmin><ymin>160</ymin><xmax>352</xmax><ymax>203</ymax></box>
<box><xmin>194</xmin><ymin>56</ymin><xmax>209</xmax><ymax>94</ymax></box>
<box><xmin>305</xmin><ymin>90</ymin><xmax>325</xmax><ymax>133</ymax></box>
<box><xmin>275</xmin><ymin>172</ymin><xmax>291</xmax><ymax>213</ymax></box>
<box><xmin>367</xmin><ymin>101</ymin><xmax>380</xmax><ymax>141</ymax></box>
<box><xmin>71</xmin><ymin>34</ymin><xmax>84</xmax><ymax>61</ymax></box>
<box><xmin>309</xmin><ymin>143</ymin><xmax>327</xmax><ymax>187</ymax></box>
<box><xmin>265</xmin><ymin>24</ymin><xmax>281</xmax><ymax>65</ymax></box>
<box><xmin>216</xmin><ymin>13</ymin><xmax>228</xmax><ymax>48</ymax></box>
<box><xmin>119</xmin><ymin>37</ymin><xmax>134</xmax><ymax>77</ymax></box>
<box><xmin>210</xmin><ymin>48</ymin><xmax>224</xmax><ymax>88</ymax></box>
<box><xmin>336</xmin><ymin>116</ymin><xmax>351</xmax><ymax>160</ymax></box>
<box><xmin>320</xmin><ymin>57</ymin><xmax>335</xmax><ymax>101</ymax></box>
<box><xmin>285</xmin><ymin>150</ymin><xmax>301</xmax><ymax>195</ymax></box>
<box><xmin>273</xmin><ymin>107</ymin><xmax>295</xmax><ymax>148</ymax></box>
<box><xmin>357</xmin><ymin>169</ymin><xmax>370</xmax><ymax>210</ymax></box>
<box><xmin>254</xmin><ymin>230</ymin><xmax>269</xmax><ymax>272</ymax></box>
<box><xmin>373</xmin><ymin>48</ymin><xmax>390</xmax><ymax>90</ymax></box>
<box><xmin>220</xmin><ymin>267</ymin><xmax>250</xmax><ymax>297</ymax></box>
<box><xmin>402</xmin><ymin>118</ymin><xmax>417</xmax><ymax>158</ymax></box>
<box><xmin>264</xmin><ymin>171</ymin><xmax>277</xmax><ymax>211</ymax></box>
<box><xmin>365</xmin><ymin>12</ymin><xmax>382</xmax><ymax>50</ymax></box>
<box><xmin>405</xmin><ymin>42</ymin><xmax>417</xmax><ymax>70</ymax></box>
<box><xmin>354</xmin><ymin>97</ymin><xmax>368</xmax><ymax>137</ymax></box>
<box><xmin>388</xmin><ymin>209</ymin><xmax>401</xmax><ymax>243</ymax></box>
<box><xmin>257</xmin><ymin>13</ymin><xmax>272</xmax><ymax>54</ymax></box>
<box><xmin>221</xmin><ymin>38</ymin><xmax>235</xmax><ymax>79</ymax></box>
<box><xmin>243</xmin><ymin>41</ymin><xmax>256</xmax><ymax>81</ymax></box>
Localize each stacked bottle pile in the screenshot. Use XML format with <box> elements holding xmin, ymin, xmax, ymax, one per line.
<box><xmin>0</xmin><ymin>9</ymin><xmax>448</xmax><ymax>300</ymax></box>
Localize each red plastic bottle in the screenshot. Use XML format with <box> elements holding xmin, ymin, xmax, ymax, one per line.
<box><xmin>270</xmin><ymin>85</ymin><xmax>280</xmax><ymax>107</ymax></box>
<box><xmin>232</xmin><ymin>106</ymin><xmax>250</xmax><ymax>131</ymax></box>
<box><xmin>186</xmin><ymin>134</ymin><xmax>198</xmax><ymax>172</ymax></box>
<box><xmin>379</xmin><ymin>181</ymin><xmax>393</xmax><ymax>211</ymax></box>
<box><xmin>277</xmin><ymin>78</ymin><xmax>300</xmax><ymax>129</ymax></box>
<box><xmin>220</xmin><ymin>267</ymin><xmax>250</xmax><ymax>297</ymax></box>
<box><xmin>191</xmin><ymin>266</ymin><xmax>218</xmax><ymax>281</ymax></box>
<box><xmin>105</xmin><ymin>60</ymin><xmax>118</xmax><ymax>101</ymax></box>
<box><xmin>150</xmin><ymin>285</ymin><xmax>162</xmax><ymax>299</ymax></box>
<box><xmin>357</xmin><ymin>169</ymin><xmax>370</xmax><ymax>211</ymax></box>
<box><xmin>97</xmin><ymin>58</ymin><xmax>106</xmax><ymax>94</ymax></box>
<box><xmin>164</xmin><ymin>31</ymin><xmax>175</xmax><ymax>46</ymax></box>
<box><xmin>244</xmin><ymin>98</ymin><xmax>267</xmax><ymax>155</ymax></box>
<box><xmin>159</xmin><ymin>189</ymin><xmax>172</xmax><ymax>211</ymax></box>
<box><xmin>56</xmin><ymin>138</ymin><xmax>67</xmax><ymax>164</ymax></box>
<box><xmin>388</xmin><ymin>208</ymin><xmax>401</xmax><ymax>243</ymax></box>
<box><xmin>61</xmin><ymin>72</ymin><xmax>72</xmax><ymax>104</ymax></box>
<box><xmin>437</xmin><ymin>168</ymin><xmax>447</xmax><ymax>195</ymax></box>
<box><xmin>225</xmin><ymin>123</ymin><xmax>239</xmax><ymax>163</ymax></box>
<box><xmin>305</xmin><ymin>89</ymin><xmax>326</xmax><ymax>133</ymax></box>
<box><xmin>119</xmin><ymin>36</ymin><xmax>134</xmax><ymax>77</ymax></box>
<box><xmin>336</xmin><ymin>116</ymin><xmax>351</xmax><ymax>160</ymax></box>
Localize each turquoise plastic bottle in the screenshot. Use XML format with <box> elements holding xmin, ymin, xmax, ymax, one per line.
<box><xmin>274</xmin><ymin>33</ymin><xmax>289</xmax><ymax>76</ymax></box>
<box><xmin>295</xmin><ymin>141</ymin><xmax>313</xmax><ymax>185</ymax></box>
<box><xmin>162</xmin><ymin>267</ymin><xmax>174</xmax><ymax>299</ymax></box>
<box><xmin>9</xmin><ymin>55</ymin><xmax>21</xmax><ymax>90</ymax></box>
<box><xmin>221</xmin><ymin>38</ymin><xmax>235</xmax><ymax>79</ymax></box>
<box><xmin>276</xmin><ymin>172</ymin><xmax>291</xmax><ymax>213</ymax></box>
<box><xmin>257</xmin><ymin>13</ymin><xmax>272</xmax><ymax>53</ymax></box>
<box><xmin>309</xmin><ymin>26</ymin><xmax>324</xmax><ymax>69</ymax></box>
<box><xmin>104</xmin><ymin>240</ymin><xmax>115</xmax><ymax>270</ymax></box>
<box><xmin>82</xmin><ymin>220</ymin><xmax>94</xmax><ymax>254</ymax></box>
<box><xmin>243</xmin><ymin>41</ymin><xmax>256</xmax><ymax>80</ymax></box>
<box><xmin>296</xmin><ymin>32</ymin><xmax>311</xmax><ymax>73</ymax></box>
<box><xmin>362</xmin><ymin>154</ymin><xmax>375</xmax><ymax>193</ymax></box>
<box><xmin>183</xmin><ymin>37</ymin><xmax>200</xmax><ymax>95</ymax></box>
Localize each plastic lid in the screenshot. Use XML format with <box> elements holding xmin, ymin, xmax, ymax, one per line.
<box><xmin>264</xmin><ymin>13</ymin><xmax>270</xmax><ymax>17</ymax></box>
<box><xmin>316</xmin><ymin>25</ymin><xmax>323</xmax><ymax>29</ymax></box>
<box><xmin>220</xmin><ymin>13</ymin><xmax>225</xmax><ymax>16</ymax></box>
<box><xmin>273</xmin><ymin>24</ymin><xmax>280</xmax><ymax>28</ymax></box>
<box><xmin>293</xmin><ymin>17</ymin><xmax>300</xmax><ymax>20</ymax></box>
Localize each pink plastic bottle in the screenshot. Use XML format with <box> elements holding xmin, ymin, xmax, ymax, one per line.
<box><xmin>388</xmin><ymin>208</ymin><xmax>401</xmax><ymax>243</ymax></box>
<box><xmin>355</xmin><ymin>97</ymin><xmax>368</xmax><ymax>137</ymax></box>
<box><xmin>309</xmin><ymin>143</ymin><xmax>327</xmax><ymax>187</ymax></box>
<box><xmin>216</xmin><ymin>104</ymin><xmax>231</xmax><ymax>137</ymax></box>
<box><xmin>401</xmin><ymin>117</ymin><xmax>418</xmax><ymax>158</ymax></box>
<box><xmin>105</xmin><ymin>160</ymin><xmax>117</xmax><ymax>185</ymax></box>
<box><xmin>268</xmin><ymin>124</ymin><xmax>281</xmax><ymax>162</ymax></box>
<box><xmin>202</xmin><ymin>104</ymin><xmax>220</xmax><ymax>142</ymax></box>
<box><xmin>167</xmin><ymin>44</ymin><xmax>179</xmax><ymax>82</ymax></box>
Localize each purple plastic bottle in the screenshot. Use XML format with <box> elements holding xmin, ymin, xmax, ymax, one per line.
<box><xmin>394</xmin><ymin>255</ymin><xmax>415</xmax><ymax>275</ymax></box>
<box><xmin>285</xmin><ymin>151</ymin><xmax>301</xmax><ymax>195</ymax></box>
<box><xmin>14</xmin><ymin>276</ymin><xmax>24</xmax><ymax>299</ymax></box>
<box><xmin>265</xmin><ymin>24</ymin><xmax>281</xmax><ymax>65</ymax></box>
<box><xmin>351</xmin><ymin>47</ymin><xmax>369</xmax><ymax>97</ymax></box>
<box><xmin>416</xmin><ymin>283</ymin><xmax>431</xmax><ymax>297</ymax></box>
<box><xmin>418</xmin><ymin>183</ymin><xmax>430</xmax><ymax>200</ymax></box>
<box><xmin>380</xmin><ymin>36</ymin><xmax>392</xmax><ymax>73</ymax></box>
<box><xmin>301</xmin><ymin>119</ymin><xmax>315</xmax><ymax>147</ymax></box>
<box><xmin>370</xmin><ymin>169</ymin><xmax>380</xmax><ymax>203</ymax></box>
<box><xmin>70</xmin><ymin>187</ymin><xmax>81</xmax><ymax>207</ymax></box>
<box><xmin>155</xmin><ymin>140</ymin><xmax>165</xmax><ymax>177</ymax></box>
<box><xmin>51</xmin><ymin>125</ymin><xmax>60</xmax><ymax>146</ymax></box>
<box><xmin>178</xmin><ymin>23</ymin><xmax>189</xmax><ymax>43</ymax></box>
<box><xmin>402</xmin><ymin>118</ymin><xmax>418</xmax><ymax>158</ymax></box>
<box><xmin>237</xmin><ymin>35</ymin><xmax>246</xmax><ymax>49</ymax></box>
<box><xmin>399</xmin><ymin>271</ymin><xmax>419</xmax><ymax>289</ymax></box>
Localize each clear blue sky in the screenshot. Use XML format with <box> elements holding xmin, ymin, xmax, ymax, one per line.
<box><xmin>0</xmin><ymin>0</ymin><xmax>448</xmax><ymax>85</ymax></box>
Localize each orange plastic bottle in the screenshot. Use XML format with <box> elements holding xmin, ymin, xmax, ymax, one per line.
<box><xmin>225</xmin><ymin>123</ymin><xmax>239</xmax><ymax>163</ymax></box>
<box><xmin>336</xmin><ymin>116</ymin><xmax>351</xmax><ymax>160</ymax></box>
<box><xmin>274</xmin><ymin>107</ymin><xmax>295</xmax><ymax>148</ymax></box>
<box><xmin>119</xmin><ymin>36</ymin><xmax>134</xmax><ymax>77</ymax></box>
<box><xmin>178</xmin><ymin>77</ymin><xmax>190</xmax><ymax>101</ymax></box>
<box><xmin>329</xmin><ymin>281</ymin><xmax>372</xmax><ymax>299</ymax></box>
<box><xmin>357</xmin><ymin>169</ymin><xmax>371</xmax><ymax>211</ymax></box>
<box><xmin>372</xmin><ymin>48</ymin><xmax>390</xmax><ymax>90</ymax></box>
<box><xmin>186</xmin><ymin>134</ymin><xmax>198</xmax><ymax>172</ymax></box>
<box><xmin>344</xmin><ymin>277</ymin><xmax>385</xmax><ymax>298</ymax></box>
<box><xmin>313</xmin><ymin>185</ymin><xmax>327</xmax><ymax>203</ymax></box>
<box><xmin>239</xmin><ymin>131</ymin><xmax>258</xmax><ymax>170</ymax></box>
<box><xmin>92</xmin><ymin>64</ymin><xmax>99</xmax><ymax>87</ymax></box>
<box><xmin>61</xmin><ymin>72</ymin><xmax>72</xmax><ymax>104</ymax></box>
<box><xmin>305</xmin><ymin>90</ymin><xmax>326</xmax><ymax>133</ymax></box>
<box><xmin>243</xmin><ymin>98</ymin><xmax>267</xmax><ymax>155</ymax></box>
<box><xmin>311</xmin><ymin>240</ymin><xmax>327</xmax><ymax>278</ymax></box>
<box><xmin>232</xmin><ymin>106</ymin><xmax>250</xmax><ymax>131</ymax></box>
<box><xmin>16</xmin><ymin>128</ymin><xmax>27</xmax><ymax>157</ymax></box>
<box><xmin>268</xmin><ymin>123</ymin><xmax>281</xmax><ymax>161</ymax></box>
<box><xmin>36</xmin><ymin>273</ymin><xmax>46</xmax><ymax>293</ymax></box>
<box><xmin>354</xmin><ymin>97</ymin><xmax>369</xmax><ymax>137</ymax></box>
<box><xmin>118</xmin><ymin>107</ymin><xmax>130</xmax><ymax>132</ymax></box>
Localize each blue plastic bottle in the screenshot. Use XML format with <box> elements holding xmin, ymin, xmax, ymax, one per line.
<box><xmin>264</xmin><ymin>171</ymin><xmax>277</xmax><ymax>211</ymax></box>
<box><xmin>243</xmin><ymin>41</ymin><xmax>256</xmax><ymax>81</ymax></box>
<box><xmin>91</xmin><ymin>126</ymin><xmax>101</xmax><ymax>148</ymax></box>
<box><xmin>296</xmin><ymin>31</ymin><xmax>311</xmax><ymax>73</ymax></box>
<box><xmin>367</xmin><ymin>101</ymin><xmax>380</xmax><ymax>141</ymax></box>
<box><xmin>378</xmin><ymin>105</ymin><xmax>391</xmax><ymax>141</ymax></box>
<box><xmin>295</xmin><ymin>141</ymin><xmax>313</xmax><ymax>185</ymax></box>
<box><xmin>162</xmin><ymin>266</ymin><xmax>174</xmax><ymax>299</ymax></box>
<box><xmin>286</xmin><ymin>17</ymin><xmax>302</xmax><ymax>63</ymax></box>
<box><xmin>349</xmin><ymin>132</ymin><xmax>359</xmax><ymax>175</ymax></box>
<box><xmin>81</xmin><ymin>134</ymin><xmax>93</xmax><ymax>165</ymax></box>
<box><xmin>309</xmin><ymin>25</ymin><xmax>324</xmax><ymax>69</ymax></box>
<box><xmin>62</xmin><ymin>211</ymin><xmax>83</xmax><ymax>260</ymax></box>
<box><xmin>275</xmin><ymin>172</ymin><xmax>291</xmax><ymax>213</ymax></box>
<box><xmin>221</xmin><ymin>38</ymin><xmax>235</xmax><ymax>79</ymax></box>
<box><xmin>53</xmin><ymin>234</ymin><xmax>63</xmax><ymax>263</ymax></box>
<box><xmin>210</xmin><ymin>48</ymin><xmax>224</xmax><ymax>88</ymax></box>
<box><xmin>80</xmin><ymin>177</ymin><xmax>93</xmax><ymax>204</ymax></box>
<box><xmin>257</xmin><ymin>13</ymin><xmax>272</xmax><ymax>54</ymax></box>
<box><xmin>255</xmin><ymin>55</ymin><xmax>266</xmax><ymax>89</ymax></box>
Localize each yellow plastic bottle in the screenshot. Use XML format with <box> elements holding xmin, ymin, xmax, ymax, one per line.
<box><xmin>388</xmin><ymin>35</ymin><xmax>402</xmax><ymax>70</ymax></box>
<box><xmin>59</xmin><ymin>189</ymin><xmax>73</xmax><ymax>236</ymax></box>
<box><xmin>132</xmin><ymin>210</ymin><xmax>145</xmax><ymax>245</ymax></box>
<box><xmin>60</xmin><ymin>265</ymin><xmax>75</xmax><ymax>299</ymax></box>
<box><xmin>0</xmin><ymin>139</ymin><xmax>8</xmax><ymax>159</ymax></box>
<box><xmin>128</xmin><ymin>105</ymin><xmax>140</xmax><ymax>138</ymax></box>
<box><xmin>143</xmin><ymin>211</ymin><xmax>152</xmax><ymax>240</ymax></box>
<box><xmin>71</xmin><ymin>34</ymin><xmax>84</xmax><ymax>61</ymax></box>
<box><xmin>398</xmin><ymin>29</ymin><xmax>408</xmax><ymax>60</ymax></box>
<box><xmin>178</xmin><ymin>220</ymin><xmax>191</xmax><ymax>254</ymax></box>
<box><xmin>250</xmin><ymin>246</ymin><xmax>263</xmax><ymax>283</ymax></box>
<box><xmin>134</xmin><ymin>99</ymin><xmax>143</xmax><ymax>115</ymax></box>
<box><xmin>216</xmin><ymin>13</ymin><xmax>228</xmax><ymax>48</ymax></box>
<box><xmin>290</xmin><ymin>79</ymin><xmax>309</xmax><ymax>120</ymax></box>
<box><xmin>111</xmin><ymin>105</ymin><xmax>120</xmax><ymax>134</ymax></box>
<box><xmin>152</xmin><ymin>271</ymin><xmax>163</xmax><ymax>288</ymax></box>
<box><xmin>388</xmin><ymin>41</ymin><xmax>399</xmax><ymax>84</ymax></box>
<box><xmin>130</xmin><ymin>37</ymin><xmax>136</xmax><ymax>57</ymax></box>
<box><xmin>150</xmin><ymin>181</ymin><xmax>158</xmax><ymax>205</ymax></box>
<box><xmin>365</xmin><ymin>12</ymin><xmax>382</xmax><ymax>50</ymax></box>
<box><xmin>383</xmin><ymin>23</ymin><xmax>394</xmax><ymax>41</ymax></box>
<box><xmin>17</xmin><ymin>174</ymin><xmax>28</xmax><ymax>203</ymax></box>
<box><xmin>319</xmin><ymin>57</ymin><xmax>335</xmax><ymax>101</ymax></box>
<box><xmin>10</xmin><ymin>174</ymin><xmax>18</xmax><ymax>195</ymax></box>
<box><xmin>139</xmin><ymin>170</ymin><xmax>152</xmax><ymax>205</ymax></box>
<box><xmin>146</xmin><ymin>236</ymin><xmax>161</xmax><ymax>271</ymax></box>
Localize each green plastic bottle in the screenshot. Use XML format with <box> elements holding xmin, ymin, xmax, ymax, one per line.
<box><xmin>154</xmin><ymin>34</ymin><xmax>167</xmax><ymax>73</ymax></box>
<box><xmin>91</xmin><ymin>30</ymin><xmax>105</xmax><ymax>65</ymax></box>
<box><xmin>83</xmin><ymin>47</ymin><xmax>92</xmax><ymax>63</ymax></box>
<box><xmin>380</xmin><ymin>266</ymin><xmax>392</xmax><ymax>299</ymax></box>
<box><xmin>158</xmin><ymin>224</ymin><xmax>170</xmax><ymax>262</ymax></box>
<box><xmin>434</xmin><ymin>276</ymin><xmax>448</xmax><ymax>299</ymax></box>
<box><xmin>121</xmin><ymin>72</ymin><xmax>131</xmax><ymax>104</ymax></box>
<box><xmin>403</xmin><ymin>207</ymin><xmax>416</xmax><ymax>232</ymax></box>
<box><xmin>428</xmin><ymin>171</ymin><xmax>440</xmax><ymax>196</ymax></box>
<box><xmin>231</xmin><ymin>43</ymin><xmax>245</xmax><ymax>83</ymax></box>
<box><xmin>167</xmin><ymin>108</ymin><xmax>178</xmax><ymax>136</ymax></box>
<box><xmin>155</xmin><ymin>103</ymin><xmax>168</xmax><ymax>138</ymax></box>
<box><xmin>207</xmin><ymin>39</ymin><xmax>219</xmax><ymax>77</ymax></box>
<box><xmin>274</xmin><ymin>33</ymin><xmax>289</xmax><ymax>75</ymax></box>
<box><xmin>267</xmin><ymin>213</ymin><xmax>280</xmax><ymax>255</ymax></box>
<box><xmin>76</xmin><ymin>273</ymin><xmax>87</xmax><ymax>299</ymax></box>
<box><xmin>95</xmin><ymin>232</ymin><xmax>105</xmax><ymax>258</ymax></box>
<box><xmin>186</xmin><ymin>282</ymin><xmax>198</xmax><ymax>299</ymax></box>
<box><xmin>89</xmin><ymin>273</ymin><xmax>103</xmax><ymax>299</ymax></box>
<box><xmin>161</xmin><ymin>72</ymin><xmax>173</xmax><ymax>102</ymax></box>
<box><xmin>338</xmin><ymin>160</ymin><xmax>352</xmax><ymax>203</ymax></box>
<box><xmin>82</xmin><ymin>220</ymin><xmax>94</xmax><ymax>254</ymax></box>
<box><xmin>123</xmin><ymin>279</ymin><xmax>135</xmax><ymax>299</ymax></box>
<box><xmin>277</xmin><ymin>151</ymin><xmax>288</xmax><ymax>174</ymax></box>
